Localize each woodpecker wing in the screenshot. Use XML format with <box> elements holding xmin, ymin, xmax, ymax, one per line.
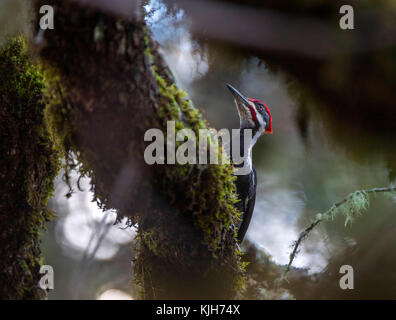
<box><xmin>236</xmin><ymin>167</ymin><xmax>257</xmax><ymax>242</ymax></box>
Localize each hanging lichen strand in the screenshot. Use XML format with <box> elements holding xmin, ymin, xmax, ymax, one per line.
<box><xmin>33</xmin><ymin>0</ymin><xmax>245</xmax><ymax>299</ymax></box>
<box><xmin>0</xmin><ymin>37</ymin><xmax>61</xmax><ymax>299</ymax></box>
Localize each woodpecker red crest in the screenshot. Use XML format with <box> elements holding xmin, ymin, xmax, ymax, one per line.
<box><xmin>247</xmin><ymin>98</ymin><xmax>272</xmax><ymax>134</ymax></box>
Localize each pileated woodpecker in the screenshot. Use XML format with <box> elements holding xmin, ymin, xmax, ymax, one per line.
<box><xmin>226</xmin><ymin>84</ymin><xmax>272</xmax><ymax>242</ymax></box>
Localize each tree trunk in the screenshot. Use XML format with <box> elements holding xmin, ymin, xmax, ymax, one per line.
<box><xmin>28</xmin><ymin>0</ymin><xmax>244</xmax><ymax>299</ymax></box>
<box><xmin>0</xmin><ymin>37</ymin><xmax>61</xmax><ymax>299</ymax></box>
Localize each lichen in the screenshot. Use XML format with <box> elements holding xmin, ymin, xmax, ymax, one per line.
<box><xmin>0</xmin><ymin>36</ymin><xmax>62</xmax><ymax>299</ymax></box>
<box><xmin>337</xmin><ymin>191</ymin><xmax>369</xmax><ymax>226</ymax></box>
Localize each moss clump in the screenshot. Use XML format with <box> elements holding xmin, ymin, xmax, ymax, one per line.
<box><xmin>41</xmin><ymin>63</ymin><xmax>73</xmax><ymax>155</ymax></box>
<box><xmin>0</xmin><ymin>36</ymin><xmax>61</xmax><ymax>299</ymax></box>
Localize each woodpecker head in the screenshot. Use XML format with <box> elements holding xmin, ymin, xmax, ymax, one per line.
<box><xmin>226</xmin><ymin>84</ymin><xmax>272</xmax><ymax>138</ymax></box>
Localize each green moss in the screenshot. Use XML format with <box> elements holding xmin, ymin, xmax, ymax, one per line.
<box><xmin>0</xmin><ymin>36</ymin><xmax>62</xmax><ymax>299</ymax></box>
<box><xmin>41</xmin><ymin>63</ymin><xmax>73</xmax><ymax>154</ymax></box>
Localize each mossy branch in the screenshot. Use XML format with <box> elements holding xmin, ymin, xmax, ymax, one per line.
<box><xmin>284</xmin><ymin>186</ymin><xmax>396</xmax><ymax>278</ymax></box>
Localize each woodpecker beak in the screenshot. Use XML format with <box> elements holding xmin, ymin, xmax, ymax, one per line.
<box><xmin>226</xmin><ymin>84</ymin><xmax>253</xmax><ymax>122</ymax></box>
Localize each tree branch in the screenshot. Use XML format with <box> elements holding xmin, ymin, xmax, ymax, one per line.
<box><xmin>284</xmin><ymin>186</ymin><xmax>396</xmax><ymax>278</ymax></box>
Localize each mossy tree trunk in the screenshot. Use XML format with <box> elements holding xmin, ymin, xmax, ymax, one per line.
<box><xmin>0</xmin><ymin>37</ymin><xmax>61</xmax><ymax>299</ymax></box>
<box><xmin>28</xmin><ymin>0</ymin><xmax>244</xmax><ymax>299</ymax></box>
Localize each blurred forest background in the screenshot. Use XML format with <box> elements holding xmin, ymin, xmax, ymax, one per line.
<box><xmin>1</xmin><ymin>0</ymin><xmax>395</xmax><ymax>299</ymax></box>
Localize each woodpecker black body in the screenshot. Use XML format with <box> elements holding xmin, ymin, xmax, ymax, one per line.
<box><xmin>234</xmin><ymin>167</ymin><xmax>257</xmax><ymax>242</ymax></box>
<box><xmin>226</xmin><ymin>84</ymin><xmax>272</xmax><ymax>242</ymax></box>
